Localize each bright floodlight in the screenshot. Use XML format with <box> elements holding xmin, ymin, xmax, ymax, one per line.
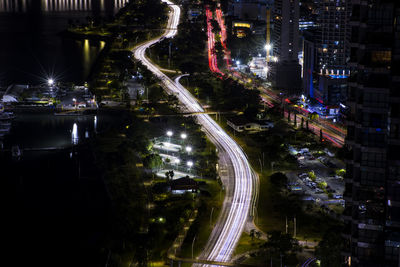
<box><xmin>166</xmin><ymin>130</ymin><xmax>173</xmax><ymax>137</ymax></box>
<box><xmin>48</xmin><ymin>79</ymin><xmax>54</xmax><ymax>86</ymax></box>
<box><xmin>186</xmin><ymin>146</ymin><xmax>192</xmax><ymax>152</ymax></box>
<box><xmin>265</xmin><ymin>44</ymin><xmax>272</xmax><ymax>51</ymax></box>
<box><xmin>187</xmin><ymin>161</ymin><xmax>193</xmax><ymax>167</ymax></box>
<box><xmin>181</xmin><ymin>133</ymin><xmax>187</xmax><ymax>139</ymax></box>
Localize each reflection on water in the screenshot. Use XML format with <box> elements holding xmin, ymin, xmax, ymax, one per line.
<box><xmin>94</xmin><ymin>115</ymin><xmax>97</xmax><ymax>133</ymax></box>
<box><xmin>3</xmin><ymin>111</ymin><xmax>124</xmax><ymax>153</ymax></box>
<box><xmin>0</xmin><ymin>0</ymin><xmax>128</xmax><ymax>85</ymax></box>
<box><xmin>71</xmin><ymin>122</ymin><xmax>78</xmax><ymax>144</ymax></box>
<box><xmin>0</xmin><ymin>0</ymin><xmax>129</xmax><ymax>13</ymax></box>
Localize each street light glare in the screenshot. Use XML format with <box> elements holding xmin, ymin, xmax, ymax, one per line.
<box><xmin>186</xmin><ymin>146</ymin><xmax>192</xmax><ymax>152</ymax></box>
<box><xmin>265</xmin><ymin>44</ymin><xmax>272</xmax><ymax>51</ymax></box>
<box><xmin>181</xmin><ymin>133</ymin><xmax>187</xmax><ymax>139</ymax></box>
<box><xmin>48</xmin><ymin>79</ymin><xmax>54</xmax><ymax>86</ymax></box>
<box><xmin>187</xmin><ymin>161</ymin><xmax>193</xmax><ymax>167</ymax></box>
<box><xmin>174</xmin><ymin>158</ymin><xmax>181</xmax><ymax>164</ymax></box>
<box><xmin>167</xmin><ymin>130</ymin><xmax>173</xmax><ymax>137</ymax></box>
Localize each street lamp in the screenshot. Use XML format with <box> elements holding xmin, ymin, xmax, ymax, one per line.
<box><xmin>174</xmin><ymin>158</ymin><xmax>181</xmax><ymax>164</ymax></box>
<box><xmin>187</xmin><ymin>161</ymin><xmax>193</xmax><ymax>167</ymax></box>
<box><xmin>186</xmin><ymin>146</ymin><xmax>192</xmax><ymax>153</ymax></box>
<box><xmin>48</xmin><ymin>78</ymin><xmax>54</xmax><ymax>86</ymax></box>
<box><xmin>166</xmin><ymin>130</ymin><xmax>173</xmax><ymax>137</ymax></box>
<box><xmin>72</xmin><ymin>98</ymin><xmax>77</xmax><ymax>108</ymax></box>
<box><xmin>265</xmin><ymin>43</ymin><xmax>272</xmax><ymax>51</ymax></box>
<box><xmin>181</xmin><ymin>133</ymin><xmax>187</xmax><ymax>139</ymax></box>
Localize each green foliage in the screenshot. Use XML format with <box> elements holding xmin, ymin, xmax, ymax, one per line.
<box><xmin>188</xmin><ymin>74</ymin><xmax>261</xmax><ymax>112</ymax></box>
<box><xmin>315</xmin><ymin>226</ymin><xmax>345</xmax><ymax>267</ymax></box>
<box><xmin>143</xmin><ymin>153</ymin><xmax>162</xmax><ymax>169</ymax></box>
<box><xmin>261</xmin><ymin>231</ymin><xmax>301</xmax><ymax>265</ymax></box>
<box><xmin>308</xmin><ymin>170</ymin><xmax>316</xmax><ymax>181</ymax></box>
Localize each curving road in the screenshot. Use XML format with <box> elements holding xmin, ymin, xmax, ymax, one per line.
<box><xmin>132</xmin><ymin>0</ymin><xmax>256</xmax><ymax>264</ymax></box>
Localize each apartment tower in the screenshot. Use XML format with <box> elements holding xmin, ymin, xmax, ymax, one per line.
<box><xmin>344</xmin><ymin>0</ymin><xmax>400</xmax><ymax>266</ymax></box>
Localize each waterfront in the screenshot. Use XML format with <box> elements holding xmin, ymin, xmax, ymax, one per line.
<box><xmin>0</xmin><ymin>2</ymin><xmax>132</xmax><ymax>265</ymax></box>
<box><xmin>0</xmin><ymin>0</ymin><xmax>128</xmax><ymax>85</ymax></box>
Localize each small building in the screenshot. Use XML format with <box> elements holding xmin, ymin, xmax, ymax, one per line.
<box><xmin>227</xmin><ymin>116</ymin><xmax>274</xmax><ymax>133</ymax></box>
<box><xmin>170</xmin><ymin>177</ymin><xmax>198</xmax><ymax>193</ymax></box>
<box><xmin>232</xmin><ymin>21</ymin><xmax>253</xmax><ymax>38</ymax></box>
<box><xmin>188</xmin><ymin>8</ymin><xmax>201</xmax><ymax>21</ymax></box>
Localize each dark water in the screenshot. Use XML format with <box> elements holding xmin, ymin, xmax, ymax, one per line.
<box><xmin>0</xmin><ymin>0</ymin><xmax>128</xmax><ymax>86</ymax></box>
<box><xmin>1</xmin><ymin>2</ymin><xmax>132</xmax><ymax>265</ymax></box>
<box><xmin>1</xmin><ymin>111</ymin><xmax>129</xmax><ymax>266</ymax></box>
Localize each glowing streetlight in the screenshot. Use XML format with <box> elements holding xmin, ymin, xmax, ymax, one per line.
<box><xmin>166</xmin><ymin>130</ymin><xmax>173</xmax><ymax>137</ymax></box>
<box><xmin>174</xmin><ymin>158</ymin><xmax>181</xmax><ymax>164</ymax></box>
<box><xmin>236</xmin><ymin>60</ymin><xmax>240</xmax><ymax>65</ymax></box>
<box><xmin>265</xmin><ymin>44</ymin><xmax>272</xmax><ymax>51</ymax></box>
<box><xmin>181</xmin><ymin>133</ymin><xmax>187</xmax><ymax>139</ymax></box>
<box><xmin>48</xmin><ymin>79</ymin><xmax>54</xmax><ymax>86</ymax></box>
<box><xmin>187</xmin><ymin>161</ymin><xmax>193</xmax><ymax>167</ymax></box>
<box><xmin>186</xmin><ymin>146</ymin><xmax>192</xmax><ymax>153</ymax></box>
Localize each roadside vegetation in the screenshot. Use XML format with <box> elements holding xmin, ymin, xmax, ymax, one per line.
<box><xmin>76</xmin><ymin>1</ymin><xmax>226</xmax><ymax>266</ymax></box>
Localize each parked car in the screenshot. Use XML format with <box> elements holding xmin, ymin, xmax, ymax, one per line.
<box><xmin>333</xmin><ymin>194</ymin><xmax>343</xmax><ymax>199</ymax></box>
<box><xmin>298</xmin><ymin>173</ymin><xmax>308</xmax><ymax>178</ymax></box>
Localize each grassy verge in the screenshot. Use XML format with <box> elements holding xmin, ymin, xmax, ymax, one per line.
<box><xmin>178</xmin><ymin>179</ymin><xmax>225</xmax><ymax>259</ymax></box>
<box><xmin>234</xmin><ymin>233</ymin><xmax>264</xmax><ymax>256</ymax></box>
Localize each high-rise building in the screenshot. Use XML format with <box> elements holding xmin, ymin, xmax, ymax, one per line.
<box><xmin>316</xmin><ymin>0</ymin><xmax>350</xmax><ymax>74</ymax></box>
<box><xmin>302</xmin><ymin>0</ymin><xmax>351</xmax><ymax>105</ymax></box>
<box><xmin>273</xmin><ymin>0</ymin><xmax>299</xmax><ymax>61</ymax></box>
<box><xmin>271</xmin><ymin>0</ymin><xmax>301</xmax><ymax>94</ymax></box>
<box><xmin>343</xmin><ymin>1</ymin><xmax>400</xmax><ymax>266</ymax></box>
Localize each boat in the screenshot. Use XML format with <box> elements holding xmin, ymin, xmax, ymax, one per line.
<box><xmin>0</xmin><ymin>112</ymin><xmax>15</xmax><ymax>120</ymax></box>
<box><xmin>0</xmin><ymin>124</ymin><xmax>11</xmax><ymax>132</ymax></box>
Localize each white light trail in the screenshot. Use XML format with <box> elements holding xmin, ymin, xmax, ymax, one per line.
<box><xmin>133</xmin><ymin>1</ymin><xmax>256</xmax><ymax>264</ymax></box>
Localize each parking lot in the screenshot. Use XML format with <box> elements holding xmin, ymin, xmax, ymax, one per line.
<box><xmin>286</xmin><ymin>146</ymin><xmax>345</xmax><ymax>211</ymax></box>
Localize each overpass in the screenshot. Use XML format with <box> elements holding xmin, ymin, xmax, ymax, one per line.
<box><xmin>168</xmin><ymin>256</ymin><xmax>263</xmax><ymax>267</ymax></box>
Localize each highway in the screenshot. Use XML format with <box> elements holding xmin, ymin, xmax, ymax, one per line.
<box><xmin>133</xmin><ymin>0</ymin><xmax>256</xmax><ymax>264</ymax></box>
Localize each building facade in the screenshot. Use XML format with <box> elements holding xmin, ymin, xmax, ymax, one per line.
<box><xmin>273</xmin><ymin>0</ymin><xmax>299</xmax><ymax>61</ymax></box>
<box><xmin>271</xmin><ymin>0</ymin><xmax>301</xmax><ymax>94</ymax></box>
<box><xmin>303</xmin><ymin>0</ymin><xmax>351</xmax><ymax>104</ymax></box>
<box><xmin>316</xmin><ymin>0</ymin><xmax>350</xmax><ymax>74</ymax></box>
<box><xmin>344</xmin><ymin>1</ymin><xmax>400</xmax><ymax>266</ymax></box>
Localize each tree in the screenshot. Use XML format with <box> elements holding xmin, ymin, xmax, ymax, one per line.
<box><xmin>255</xmin><ymin>231</ymin><xmax>261</xmax><ymax>239</ymax></box>
<box><xmin>165</xmin><ymin>170</ymin><xmax>174</xmax><ymax>182</ymax></box>
<box><xmin>211</xmin><ymin>19</ymin><xmax>221</xmax><ymax>34</ymax></box>
<box><xmin>269</xmin><ymin>172</ymin><xmax>288</xmax><ymax>189</ymax></box>
<box><xmin>250</xmin><ymin>229</ymin><xmax>256</xmax><ymax>241</ymax></box>
<box><xmin>315</xmin><ymin>226</ymin><xmax>344</xmax><ymax>267</ymax></box>
<box><xmin>262</xmin><ymin>231</ymin><xmax>301</xmax><ymax>265</ymax></box>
